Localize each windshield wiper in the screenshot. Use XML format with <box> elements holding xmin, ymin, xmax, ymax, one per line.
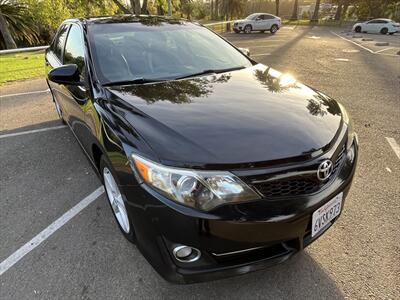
<box><xmin>102</xmin><ymin>77</ymin><xmax>167</xmax><ymax>86</ymax></box>
<box><xmin>175</xmin><ymin>66</ymin><xmax>246</xmax><ymax>80</ymax></box>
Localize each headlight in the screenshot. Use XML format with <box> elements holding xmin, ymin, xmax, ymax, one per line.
<box><xmin>338</xmin><ymin>103</ymin><xmax>355</xmax><ymax>150</ymax></box>
<box><xmin>131</xmin><ymin>154</ymin><xmax>260</xmax><ymax>211</ymax></box>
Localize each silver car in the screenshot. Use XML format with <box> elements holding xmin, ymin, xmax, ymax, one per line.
<box><xmin>233</xmin><ymin>13</ymin><xmax>281</xmax><ymax>34</ymax></box>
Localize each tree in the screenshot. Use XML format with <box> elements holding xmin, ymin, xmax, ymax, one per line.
<box><xmin>311</xmin><ymin>0</ymin><xmax>321</xmax><ymax>22</ymax></box>
<box><xmin>0</xmin><ymin>0</ymin><xmax>39</xmax><ymax>49</ymax></box>
<box><xmin>335</xmin><ymin>0</ymin><xmax>343</xmax><ymax>20</ymax></box>
<box><xmin>291</xmin><ymin>0</ymin><xmax>299</xmax><ymax>20</ymax></box>
<box><xmin>219</xmin><ymin>0</ymin><xmax>244</xmax><ymax>20</ymax></box>
<box><xmin>275</xmin><ymin>0</ymin><xmax>280</xmax><ymax>16</ymax></box>
<box><xmin>181</xmin><ymin>1</ymin><xmax>195</xmax><ymax>19</ymax></box>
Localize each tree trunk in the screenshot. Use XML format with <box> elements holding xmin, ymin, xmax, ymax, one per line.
<box><xmin>342</xmin><ymin>0</ymin><xmax>350</xmax><ymax>19</ymax></box>
<box><xmin>311</xmin><ymin>0</ymin><xmax>321</xmax><ymax>22</ymax></box>
<box><xmin>0</xmin><ymin>14</ymin><xmax>17</xmax><ymax>49</ymax></box>
<box><xmin>334</xmin><ymin>0</ymin><xmax>343</xmax><ymax>21</ymax></box>
<box><xmin>141</xmin><ymin>0</ymin><xmax>148</xmax><ymax>14</ymax></box>
<box><xmin>134</xmin><ymin>0</ymin><xmax>141</xmax><ymax>14</ymax></box>
<box><xmin>111</xmin><ymin>0</ymin><xmax>131</xmax><ymax>14</ymax></box>
<box><xmin>215</xmin><ymin>0</ymin><xmax>219</xmax><ymax>19</ymax></box>
<box><xmin>275</xmin><ymin>0</ymin><xmax>280</xmax><ymax>16</ymax></box>
<box><xmin>167</xmin><ymin>0</ymin><xmax>172</xmax><ymax>16</ymax></box>
<box><xmin>290</xmin><ymin>0</ymin><xmax>299</xmax><ymax>20</ymax></box>
<box><xmin>210</xmin><ymin>0</ymin><xmax>214</xmax><ymax>19</ymax></box>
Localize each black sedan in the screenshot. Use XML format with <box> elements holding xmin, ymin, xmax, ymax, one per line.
<box><xmin>45</xmin><ymin>16</ymin><xmax>358</xmax><ymax>283</ymax></box>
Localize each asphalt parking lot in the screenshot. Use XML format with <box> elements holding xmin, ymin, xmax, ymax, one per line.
<box><xmin>1</xmin><ymin>26</ymin><xmax>399</xmax><ymax>299</ymax></box>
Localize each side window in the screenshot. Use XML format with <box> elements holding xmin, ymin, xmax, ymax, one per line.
<box><xmin>54</xmin><ymin>25</ymin><xmax>69</xmax><ymax>61</ymax></box>
<box><xmin>264</xmin><ymin>15</ymin><xmax>274</xmax><ymax>20</ymax></box>
<box><xmin>64</xmin><ymin>25</ymin><xmax>85</xmax><ymax>78</ymax></box>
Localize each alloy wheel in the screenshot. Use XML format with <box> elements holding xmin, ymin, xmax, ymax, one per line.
<box><xmin>103</xmin><ymin>167</ymin><xmax>130</xmax><ymax>233</ymax></box>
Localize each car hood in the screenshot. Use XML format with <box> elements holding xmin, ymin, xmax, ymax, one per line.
<box><xmin>106</xmin><ymin>64</ymin><xmax>342</xmax><ymax>168</ymax></box>
<box><xmin>235</xmin><ymin>19</ymin><xmax>247</xmax><ymax>23</ymax></box>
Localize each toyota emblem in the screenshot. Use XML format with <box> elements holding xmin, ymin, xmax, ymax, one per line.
<box><xmin>317</xmin><ymin>160</ymin><xmax>333</xmax><ymax>181</ymax></box>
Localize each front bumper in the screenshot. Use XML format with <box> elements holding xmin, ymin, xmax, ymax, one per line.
<box><xmin>121</xmin><ymin>141</ymin><xmax>358</xmax><ymax>284</ymax></box>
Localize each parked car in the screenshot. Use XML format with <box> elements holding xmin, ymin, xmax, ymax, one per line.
<box><xmin>45</xmin><ymin>16</ymin><xmax>358</xmax><ymax>284</ymax></box>
<box><xmin>353</xmin><ymin>18</ymin><xmax>399</xmax><ymax>34</ymax></box>
<box><xmin>233</xmin><ymin>13</ymin><xmax>281</xmax><ymax>34</ymax></box>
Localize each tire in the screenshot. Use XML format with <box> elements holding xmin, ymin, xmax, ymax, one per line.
<box><xmin>270</xmin><ymin>24</ymin><xmax>278</xmax><ymax>34</ymax></box>
<box><xmin>355</xmin><ymin>26</ymin><xmax>361</xmax><ymax>33</ymax></box>
<box><xmin>244</xmin><ymin>24</ymin><xmax>252</xmax><ymax>34</ymax></box>
<box><xmin>389</xmin><ymin>32</ymin><xmax>394</xmax><ymax>35</ymax></box>
<box><xmin>51</xmin><ymin>93</ymin><xmax>66</xmax><ymax>124</ymax></box>
<box><xmin>380</xmin><ymin>28</ymin><xmax>388</xmax><ymax>35</ymax></box>
<box><xmin>260</xmin><ymin>30</ymin><xmax>265</xmax><ymax>33</ymax></box>
<box><xmin>101</xmin><ymin>156</ymin><xmax>136</xmax><ymax>243</ymax></box>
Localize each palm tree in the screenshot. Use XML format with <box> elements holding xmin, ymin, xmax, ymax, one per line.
<box><xmin>311</xmin><ymin>0</ymin><xmax>321</xmax><ymax>22</ymax></box>
<box><xmin>219</xmin><ymin>0</ymin><xmax>244</xmax><ymax>20</ymax></box>
<box><xmin>291</xmin><ymin>0</ymin><xmax>299</xmax><ymax>20</ymax></box>
<box><xmin>275</xmin><ymin>0</ymin><xmax>280</xmax><ymax>16</ymax></box>
<box><xmin>0</xmin><ymin>0</ymin><xmax>39</xmax><ymax>49</ymax></box>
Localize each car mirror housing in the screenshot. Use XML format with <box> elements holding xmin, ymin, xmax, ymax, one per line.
<box><xmin>48</xmin><ymin>64</ymin><xmax>82</xmax><ymax>85</ymax></box>
<box><xmin>238</xmin><ymin>47</ymin><xmax>250</xmax><ymax>57</ymax></box>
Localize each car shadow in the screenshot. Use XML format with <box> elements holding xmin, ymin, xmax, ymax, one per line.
<box><xmin>156</xmin><ymin>251</ymin><xmax>344</xmax><ymax>299</ymax></box>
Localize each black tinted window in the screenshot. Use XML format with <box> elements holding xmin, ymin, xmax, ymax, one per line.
<box><xmin>54</xmin><ymin>25</ymin><xmax>69</xmax><ymax>61</ymax></box>
<box><xmin>263</xmin><ymin>15</ymin><xmax>274</xmax><ymax>20</ymax></box>
<box><xmin>64</xmin><ymin>25</ymin><xmax>85</xmax><ymax>75</ymax></box>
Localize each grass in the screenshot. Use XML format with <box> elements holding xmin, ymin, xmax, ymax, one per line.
<box><xmin>0</xmin><ymin>51</ymin><xmax>45</xmax><ymax>85</ymax></box>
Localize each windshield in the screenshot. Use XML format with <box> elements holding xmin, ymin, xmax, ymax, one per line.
<box><xmin>88</xmin><ymin>21</ymin><xmax>252</xmax><ymax>85</ymax></box>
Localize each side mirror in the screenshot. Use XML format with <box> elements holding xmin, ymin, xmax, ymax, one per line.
<box><xmin>48</xmin><ymin>64</ymin><xmax>81</xmax><ymax>85</ymax></box>
<box><xmin>256</xmin><ymin>17</ymin><xmax>261</xmax><ymax>21</ymax></box>
<box><xmin>238</xmin><ymin>47</ymin><xmax>250</xmax><ymax>57</ymax></box>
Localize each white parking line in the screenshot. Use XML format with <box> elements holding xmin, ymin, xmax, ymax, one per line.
<box><xmin>331</xmin><ymin>31</ymin><xmax>399</xmax><ymax>57</ymax></box>
<box><xmin>331</xmin><ymin>31</ymin><xmax>375</xmax><ymax>53</ymax></box>
<box><xmin>0</xmin><ymin>125</ymin><xmax>66</xmax><ymax>139</ymax></box>
<box><xmin>0</xmin><ymin>186</ymin><xmax>104</xmax><ymax>276</ymax></box>
<box><xmin>374</xmin><ymin>47</ymin><xmax>394</xmax><ymax>53</ymax></box>
<box><xmin>0</xmin><ymin>89</ymin><xmax>50</xmax><ymax>98</ymax></box>
<box><xmin>385</xmin><ymin>137</ymin><xmax>400</xmax><ymax>160</ymax></box>
<box><xmin>252</xmin><ymin>53</ymin><xmax>271</xmax><ymax>57</ymax></box>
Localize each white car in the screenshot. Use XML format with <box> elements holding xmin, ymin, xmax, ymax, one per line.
<box><xmin>353</xmin><ymin>18</ymin><xmax>399</xmax><ymax>35</ymax></box>
<box><xmin>233</xmin><ymin>13</ymin><xmax>281</xmax><ymax>34</ymax></box>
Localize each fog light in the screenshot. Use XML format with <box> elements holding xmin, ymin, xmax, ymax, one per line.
<box><xmin>172</xmin><ymin>245</ymin><xmax>201</xmax><ymax>263</ymax></box>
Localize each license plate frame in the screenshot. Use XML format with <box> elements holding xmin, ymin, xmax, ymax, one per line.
<box><xmin>311</xmin><ymin>193</ymin><xmax>343</xmax><ymax>238</ymax></box>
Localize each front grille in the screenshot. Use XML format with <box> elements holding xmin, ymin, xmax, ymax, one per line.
<box><xmin>251</xmin><ymin>145</ymin><xmax>346</xmax><ymax>198</ymax></box>
<box><xmin>255</xmin><ymin>177</ymin><xmax>319</xmax><ymax>198</ymax></box>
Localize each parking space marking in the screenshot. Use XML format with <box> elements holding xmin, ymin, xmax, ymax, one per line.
<box><xmin>331</xmin><ymin>31</ymin><xmax>399</xmax><ymax>57</ymax></box>
<box><xmin>374</xmin><ymin>47</ymin><xmax>394</xmax><ymax>53</ymax></box>
<box><xmin>252</xmin><ymin>53</ymin><xmax>271</xmax><ymax>57</ymax></box>
<box><xmin>0</xmin><ymin>89</ymin><xmax>50</xmax><ymax>98</ymax></box>
<box><xmin>385</xmin><ymin>137</ymin><xmax>400</xmax><ymax>160</ymax></box>
<box><xmin>331</xmin><ymin>31</ymin><xmax>375</xmax><ymax>53</ymax></box>
<box><xmin>0</xmin><ymin>125</ymin><xmax>66</xmax><ymax>139</ymax></box>
<box><xmin>0</xmin><ymin>186</ymin><xmax>104</xmax><ymax>276</ymax></box>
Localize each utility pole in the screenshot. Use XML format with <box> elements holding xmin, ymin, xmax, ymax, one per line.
<box><xmin>167</xmin><ymin>0</ymin><xmax>172</xmax><ymax>16</ymax></box>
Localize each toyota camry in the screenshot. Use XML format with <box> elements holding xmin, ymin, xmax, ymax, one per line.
<box><xmin>45</xmin><ymin>16</ymin><xmax>358</xmax><ymax>283</ymax></box>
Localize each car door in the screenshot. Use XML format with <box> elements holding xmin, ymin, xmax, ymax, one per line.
<box><xmin>60</xmin><ymin>23</ymin><xmax>91</xmax><ymax>147</ymax></box>
<box><xmin>46</xmin><ymin>24</ymin><xmax>70</xmax><ymax>118</ymax></box>
<box><xmin>365</xmin><ymin>20</ymin><xmax>379</xmax><ymax>33</ymax></box>
<box><xmin>253</xmin><ymin>15</ymin><xmax>263</xmax><ymax>30</ymax></box>
<box><xmin>263</xmin><ymin>14</ymin><xmax>275</xmax><ymax>30</ymax></box>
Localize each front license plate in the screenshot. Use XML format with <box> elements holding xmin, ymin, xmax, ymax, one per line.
<box><xmin>311</xmin><ymin>193</ymin><xmax>343</xmax><ymax>237</ymax></box>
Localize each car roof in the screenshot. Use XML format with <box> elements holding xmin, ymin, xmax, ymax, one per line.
<box><xmin>369</xmin><ymin>18</ymin><xmax>392</xmax><ymax>22</ymax></box>
<box><xmin>64</xmin><ymin>15</ymin><xmax>191</xmax><ymax>26</ymax></box>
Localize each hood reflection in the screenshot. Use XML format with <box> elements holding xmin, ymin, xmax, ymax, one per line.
<box><xmin>117</xmin><ymin>74</ymin><xmax>231</xmax><ymax>104</ymax></box>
